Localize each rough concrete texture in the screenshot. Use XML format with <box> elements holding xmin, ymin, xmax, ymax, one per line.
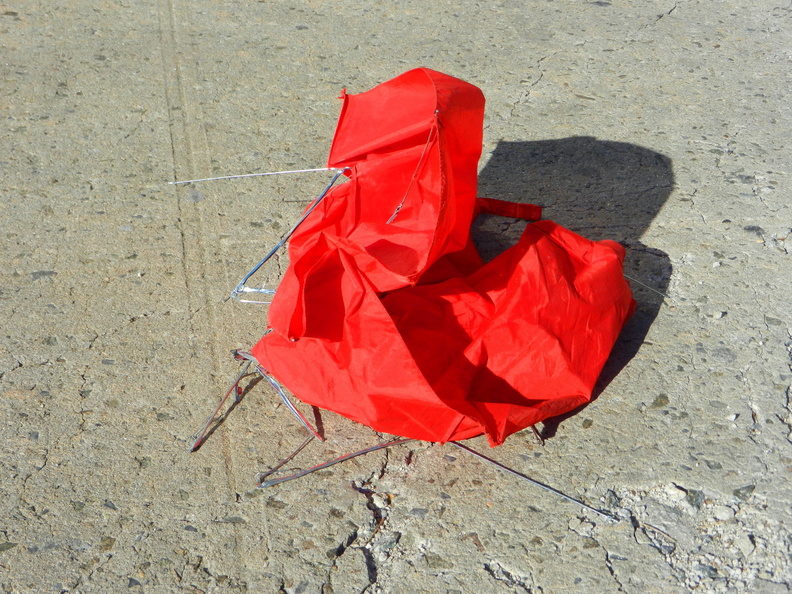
<box><xmin>1</xmin><ymin>0</ymin><xmax>790</xmax><ymax>592</ymax></box>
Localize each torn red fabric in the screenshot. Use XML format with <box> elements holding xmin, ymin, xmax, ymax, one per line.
<box><xmin>251</xmin><ymin>68</ymin><xmax>635</xmax><ymax>446</ymax></box>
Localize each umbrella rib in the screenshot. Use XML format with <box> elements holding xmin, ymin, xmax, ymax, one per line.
<box><xmin>386</xmin><ymin>124</ymin><xmax>436</xmax><ymax>224</ymax></box>
<box><xmin>258</xmin><ymin>370</ymin><xmax>325</xmax><ymax>442</ymax></box>
<box><xmin>255</xmin><ymin>434</ymin><xmax>317</xmax><ymax>484</ymax></box>
<box><xmin>169</xmin><ymin>167</ymin><xmax>336</xmax><ymax>185</ymax></box>
<box><xmin>231</xmin><ymin>168</ymin><xmax>349</xmax><ymax>300</ymax></box>
<box><xmin>623</xmin><ymin>274</ymin><xmax>672</xmax><ymax>300</ymax></box>
<box><xmin>189</xmin><ymin>350</ymin><xmax>323</xmax><ymax>451</ymax></box>
<box><xmin>257</xmin><ymin>438</ymin><xmax>414</xmax><ymax>488</ymax></box>
<box><xmin>449</xmin><ymin>441</ymin><xmax>619</xmax><ymax>521</ymax></box>
<box><xmin>189</xmin><ymin>359</ymin><xmax>253</xmax><ymax>452</ymax></box>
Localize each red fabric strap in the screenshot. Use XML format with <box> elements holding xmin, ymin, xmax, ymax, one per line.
<box><xmin>475</xmin><ymin>197</ymin><xmax>542</xmax><ymax>221</ymax></box>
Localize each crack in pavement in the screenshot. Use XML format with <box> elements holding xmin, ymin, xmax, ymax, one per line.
<box><xmin>483</xmin><ymin>561</ymin><xmax>537</xmax><ymax>593</ymax></box>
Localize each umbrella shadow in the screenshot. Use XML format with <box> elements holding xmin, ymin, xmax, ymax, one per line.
<box><xmin>474</xmin><ymin>137</ymin><xmax>675</xmax><ymax>439</ymax></box>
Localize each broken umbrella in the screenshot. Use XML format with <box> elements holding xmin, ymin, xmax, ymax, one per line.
<box><xmin>186</xmin><ymin>68</ymin><xmax>636</xmax><ymax>517</ymax></box>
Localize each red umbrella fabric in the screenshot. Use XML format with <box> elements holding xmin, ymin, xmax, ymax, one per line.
<box><xmin>250</xmin><ymin>68</ymin><xmax>635</xmax><ymax>446</ymax></box>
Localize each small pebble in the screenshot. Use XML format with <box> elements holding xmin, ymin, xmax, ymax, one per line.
<box><xmin>661</xmin><ymin>484</ymin><xmax>686</xmax><ymax>502</ymax></box>
<box><xmin>370</xmin><ymin>493</ymin><xmax>389</xmax><ymax>510</ymax></box>
<box><xmin>735</xmin><ymin>534</ymin><xmax>755</xmax><ymax>557</ymax></box>
<box><xmin>712</xmin><ymin>506</ymin><xmax>734</xmax><ymax>521</ymax></box>
<box><xmin>634</xmin><ymin>529</ymin><xmax>652</xmax><ymax>546</ymax></box>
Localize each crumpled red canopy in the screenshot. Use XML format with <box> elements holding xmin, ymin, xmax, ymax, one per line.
<box><xmin>251</xmin><ymin>68</ymin><xmax>635</xmax><ymax>446</ymax></box>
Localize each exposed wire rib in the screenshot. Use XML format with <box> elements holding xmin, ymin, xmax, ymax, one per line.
<box><xmin>256</xmin><ymin>435</ymin><xmax>316</xmax><ymax>484</ymax></box>
<box><xmin>624</xmin><ymin>274</ymin><xmax>671</xmax><ymax>300</ymax></box>
<box><xmin>386</xmin><ymin>124</ymin><xmax>436</xmax><ymax>224</ymax></box>
<box><xmin>258</xmin><ymin>370</ymin><xmax>325</xmax><ymax>442</ymax></box>
<box><xmin>189</xmin><ymin>360</ymin><xmax>253</xmax><ymax>452</ymax></box>
<box><xmin>231</xmin><ymin>168</ymin><xmax>349</xmax><ymax>299</ymax></box>
<box><xmin>450</xmin><ymin>441</ymin><xmax>619</xmax><ymax>521</ymax></box>
<box><xmin>258</xmin><ymin>438</ymin><xmax>414</xmax><ymax>488</ymax></box>
<box><xmin>170</xmin><ymin>167</ymin><xmax>335</xmax><ymax>185</ymax></box>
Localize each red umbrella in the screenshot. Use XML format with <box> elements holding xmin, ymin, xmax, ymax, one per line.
<box><xmin>242</xmin><ymin>68</ymin><xmax>635</xmax><ymax>447</ymax></box>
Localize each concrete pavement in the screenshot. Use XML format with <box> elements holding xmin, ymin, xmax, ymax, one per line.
<box><xmin>1</xmin><ymin>1</ymin><xmax>791</xmax><ymax>591</ymax></box>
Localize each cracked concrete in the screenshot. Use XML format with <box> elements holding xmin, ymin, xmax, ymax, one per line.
<box><xmin>2</xmin><ymin>0</ymin><xmax>791</xmax><ymax>592</ymax></box>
